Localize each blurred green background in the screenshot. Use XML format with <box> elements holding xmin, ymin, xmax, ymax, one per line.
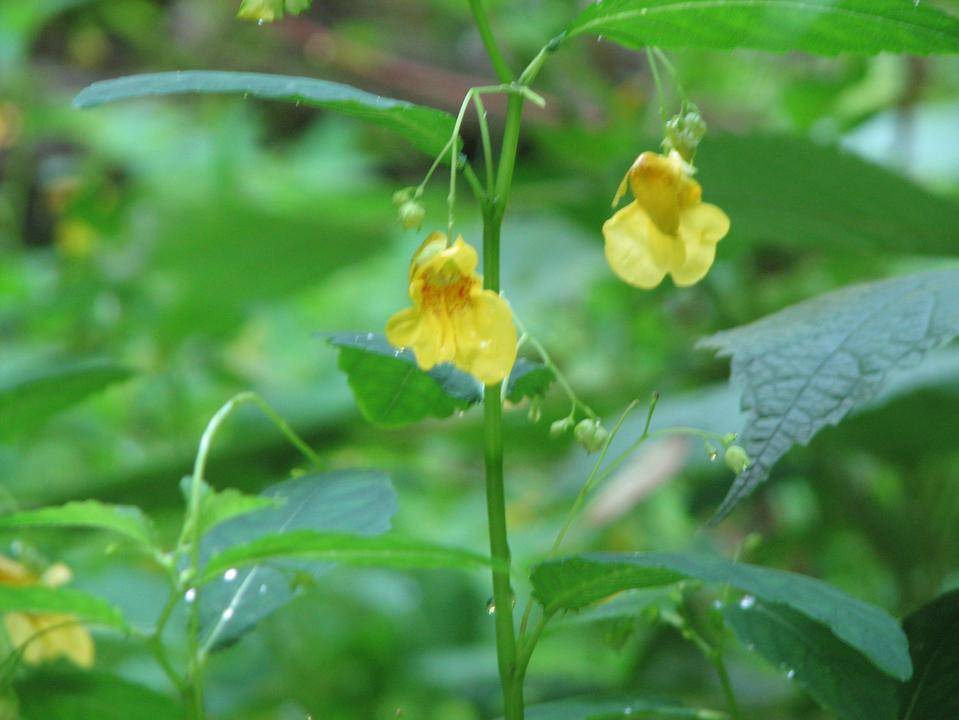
<box><xmin>1</xmin><ymin>1</ymin><xmax>958</xmax><ymax>718</ymax></box>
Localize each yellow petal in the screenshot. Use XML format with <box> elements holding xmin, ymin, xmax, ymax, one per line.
<box><xmin>41</xmin><ymin>563</ymin><xmax>72</xmax><ymax>588</ymax></box>
<box><xmin>50</xmin><ymin>616</ymin><xmax>95</xmax><ymax>669</ymax></box>
<box><xmin>627</xmin><ymin>152</ymin><xmax>683</xmax><ymax>235</ymax></box>
<box><xmin>611</xmin><ymin>171</ymin><xmax>630</xmax><ymax>208</ymax></box>
<box><xmin>386</xmin><ymin>307</ymin><xmax>445</xmax><ymax>370</ymax></box>
<box><xmin>671</xmin><ymin>203</ymin><xmax>730</xmax><ymax>287</ymax></box>
<box><xmin>409</xmin><ymin>231</ymin><xmax>450</xmax><ymax>281</ymax></box>
<box><xmin>451</xmin><ymin>291</ymin><xmax>517</xmax><ymax>385</ymax></box>
<box><xmin>0</xmin><ymin>556</ymin><xmax>34</xmax><ymax>586</ymax></box>
<box><xmin>602</xmin><ymin>202</ymin><xmax>677</xmax><ymax>289</ymax></box>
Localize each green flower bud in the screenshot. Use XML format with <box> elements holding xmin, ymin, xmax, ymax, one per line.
<box><xmin>574</xmin><ymin>418</ymin><xmax>609</xmax><ymax>453</ymax></box>
<box><xmin>392</xmin><ymin>187</ymin><xmax>414</xmax><ymax>206</ymax></box>
<box><xmin>724</xmin><ymin>445</ymin><xmax>750</xmax><ymax>474</ymax></box>
<box><xmin>398</xmin><ymin>200</ymin><xmax>426</xmax><ymax>230</ymax></box>
<box><xmin>722</xmin><ymin>432</ymin><xmax>738</xmax><ymax>446</ymax></box>
<box><xmin>663</xmin><ymin>109</ymin><xmax>708</xmax><ymax>162</ymax></box>
<box><xmin>527</xmin><ymin>400</ymin><xmax>542</xmax><ymax>424</ymax></box>
<box><xmin>550</xmin><ymin>416</ymin><xmax>574</xmax><ymax>438</ymax></box>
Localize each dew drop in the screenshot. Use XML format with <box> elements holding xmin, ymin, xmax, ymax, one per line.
<box><xmin>258</xmin><ymin>583</ymin><xmax>268</xmax><ymax>595</ymax></box>
<box><xmin>786</xmin><ymin>668</ymin><xmax>796</xmax><ymax>680</ymax></box>
<box><xmin>708</xmin><ymin>451</ymin><xmax>719</xmax><ymax>462</ymax></box>
<box><xmin>739</xmin><ymin>594</ymin><xmax>756</xmax><ymax>610</ymax></box>
<box><xmin>623</xmin><ymin>708</ymin><xmax>633</xmax><ymax>716</ymax></box>
<box><xmin>222</xmin><ymin>607</ymin><xmax>235</xmax><ymax>621</ymax></box>
<box><xmin>257</xmin><ymin>18</ymin><xmax>265</xmax><ymax>26</ymax></box>
<box><xmin>366</xmin><ymin>332</ymin><xmax>375</xmax><ymax>340</ymax></box>
<box><xmin>224</xmin><ymin>568</ymin><xmax>239</xmax><ymax>582</ymax></box>
<box><xmin>184</xmin><ymin>588</ymin><xmax>197</xmax><ymax>603</ymax></box>
<box><xmin>486</xmin><ymin>598</ymin><xmax>496</xmax><ymax>615</ymax></box>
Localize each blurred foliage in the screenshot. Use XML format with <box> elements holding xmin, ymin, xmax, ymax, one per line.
<box><xmin>0</xmin><ymin>1</ymin><xmax>958</xmax><ymax>718</ymax></box>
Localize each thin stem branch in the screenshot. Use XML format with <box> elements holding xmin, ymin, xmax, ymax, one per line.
<box><xmin>473</xmin><ymin>93</ymin><xmax>495</xmax><ymax>197</ymax></box>
<box><xmin>646</xmin><ymin>46</ymin><xmax>669</xmax><ymax>127</ymax></box>
<box><xmin>467</xmin><ymin>0</ymin><xmax>514</xmax><ymax>83</ymax></box>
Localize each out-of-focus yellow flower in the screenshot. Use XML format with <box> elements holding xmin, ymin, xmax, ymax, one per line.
<box><xmin>55</xmin><ymin>220</ymin><xmax>98</xmax><ymax>260</ymax></box>
<box><xmin>603</xmin><ymin>150</ymin><xmax>729</xmax><ymax>289</ymax></box>
<box><xmin>0</xmin><ymin>555</ymin><xmax>94</xmax><ymax>669</ymax></box>
<box><xmin>387</xmin><ymin>232</ymin><xmax>517</xmax><ymax>385</ymax></box>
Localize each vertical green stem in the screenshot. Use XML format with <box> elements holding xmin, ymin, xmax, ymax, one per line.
<box><xmin>467</xmin><ymin>0</ymin><xmax>513</xmax><ymax>83</ymax></box>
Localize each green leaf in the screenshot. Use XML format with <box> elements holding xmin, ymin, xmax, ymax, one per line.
<box><xmin>530</xmin><ymin>551</ymin><xmax>911</xmax><ymax>680</ymax></box>
<box><xmin>18</xmin><ymin>672</ymin><xmax>180</xmax><ymax>720</ymax></box>
<box><xmin>0</xmin><ymin>586</ymin><xmax>126</xmax><ymax>630</ymax></box>
<box><xmin>197</xmin><ymin>470</ymin><xmax>396</xmax><ymax>651</ymax></box>
<box><xmin>73</xmin><ymin>71</ymin><xmax>455</xmax><ymax>155</ymax></box>
<box><xmin>179</xmin><ymin>476</ymin><xmax>280</xmax><ymax>537</ymax></box>
<box><xmin>0</xmin><ymin>358</ymin><xmax>132</xmax><ymax>438</ymax></box>
<box><xmin>899</xmin><ymin>589</ymin><xmax>959</xmax><ymax>720</ymax></box>
<box><xmin>0</xmin><ymin>501</ymin><xmax>157</xmax><ymax>548</ymax></box>
<box><xmin>566</xmin><ymin>0</ymin><xmax>959</xmax><ymax>56</ymax></box>
<box><xmin>199</xmin><ymin>530</ymin><xmax>490</xmax><ymax>583</ymax></box>
<box><xmin>328</xmin><ymin>332</ymin><xmax>481</xmax><ymax>427</ymax></box>
<box><xmin>328</xmin><ymin>332</ymin><xmax>552</xmax><ymax>427</ymax></box>
<box><xmin>726</xmin><ymin>599</ymin><xmax>899</xmax><ymax>720</ymax></box>
<box><xmin>506</xmin><ymin>358</ymin><xmax>555</xmax><ymax>403</ymax></box>
<box><xmin>696</xmin><ymin>135</ymin><xmax>959</xmax><ymax>257</ymax></box>
<box><xmin>521</xmin><ymin>696</ymin><xmax>728</xmax><ymax>719</ymax></box>
<box><xmin>699</xmin><ymin>268</ymin><xmax>959</xmax><ymax>521</ymax></box>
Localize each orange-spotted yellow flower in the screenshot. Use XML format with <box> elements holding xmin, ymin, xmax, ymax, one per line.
<box><xmin>387</xmin><ymin>232</ymin><xmax>517</xmax><ymax>385</ymax></box>
<box><xmin>603</xmin><ymin>150</ymin><xmax>729</xmax><ymax>289</ymax></box>
<box><xmin>0</xmin><ymin>555</ymin><xmax>94</xmax><ymax>669</ymax></box>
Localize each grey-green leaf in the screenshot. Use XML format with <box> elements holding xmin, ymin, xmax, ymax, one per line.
<box><xmin>200</xmin><ymin>530</ymin><xmax>490</xmax><ymax>583</ymax></box>
<box><xmin>698</xmin><ymin>268</ymin><xmax>959</xmax><ymax>522</ymax></box>
<box><xmin>0</xmin><ymin>586</ymin><xmax>126</xmax><ymax>630</ymax></box>
<box><xmin>521</xmin><ymin>696</ymin><xmax>727</xmax><ymax>719</ymax></box>
<box><xmin>567</xmin><ymin>0</ymin><xmax>959</xmax><ymax>56</ymax></box>
<box><xmin>899</xmin><ymin>589</ymin><xmax>959</xmax><ymax>720</ymax></box>
<box><xmin>73</xmin><ymin>71</ymin><xmax>455</xmax><ymax>155</ymax></box>
<box><xmin>530</xmin><ymin>551</ymin><xmax>911</xmax><ymax>680</ymax></box>
<box><xmin>179</xmin><ymin>476</ymin><xmax>280</xmax><ymax>537</ymax></box>
<box><xmin>506</xmin><ymin>358</ymin><xmax>555</xmax><ymax>403</ymax></box>
<box><xmin>726</xmin><ymin>599</ymin><xmax>899</xmax><ymax>720</ymax></box>
<box><xmin>17</xmin><ymin>672</ymin><xmax>181</xmax><ymax>720</ymax></box>
<box><xmin>0</xmin><ymin>501</ymin><xmax>157</xmax><ymax>548</ymax></box>
<box><xmin>0</xmin><ymin>358</ymin><xmax>132</xmax><ymax>438</ymax></box>
<box><xmin>197</xmin><ymin>470</ymin><xmax>396</xmax><ymax>651</ymax></box>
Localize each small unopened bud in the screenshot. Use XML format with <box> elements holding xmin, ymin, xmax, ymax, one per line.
<box><xmin>550</xmin><ymin>416</ymin><xmax>574</xmax><ymax>438</ymax></box>
<box><xmin>392</xmin><ymin>187</ymin><xmax>414</xmax><ymax>206</ymax></box>
<box><xmin>398</xmin><ymin>200</ymin><xmax>426</xmax><ymax>230</ymax></box>
<box><xmin>574</xmin><ymin>418</ymin><xmax>609</xmax><ymax>453</ymax></box>
<box><xmin>527</xmin><ymin>400</ymin><xmax>542</xmax><ymax>424</ymax></box>
<box><xmin>663</xmin><ymin>109</ymin><xmax>707</xmax><ymax>162</ymax></box>
<box><xmin>724</xmin><ymin>445</ymin><xmax>750</xmax><ymax>474</ymax></box>
<box><xmin>722</xmin><ymin>432</ymin><xmax>738</xmax><ymax>446</ymax></box>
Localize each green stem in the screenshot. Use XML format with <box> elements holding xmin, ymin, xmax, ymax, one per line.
<box><xmin>646</xmin><ymin>46</ymin><xmax>669</xmax><ymax>128</ymax></box>
<box><xmin>467</xmin><ymin>0</ymin><xmax>514</xmax><ymax>83</ymax></box>
<box><xmin>713</xmin><ymin>652</ymin><xmax>744</xmax><ymax>720</ymax></box>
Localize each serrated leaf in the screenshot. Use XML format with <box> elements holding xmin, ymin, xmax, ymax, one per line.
<box><xmin>520</xmin><ymin>696</ymin><xmax>727</xmax><ymax>720</ymax></box>
<box><xmin>698</xmin><ymin>268</ymin><xmax>959</xmax><ymax>521</ymax></box>
<box><xmin>530</xmin><ymin>551</ymin><xmax>911</xmax><ymax>680</ymax></box>
<box><xmin>899</xmin><ymin>589</ymin><xmax>959</xmax><ymax>720</ymax></box>
<box><xmin>0</xmin><ymin>501</ymin><xmax>157</xmax><ymax>548</ymax></box>
<box><xmin>726</xmin><ymin>599</ymin><xmax>898</xmax><ymax>720</ymax></box>
<box><xmin>73</xmin><ymin>71</ymin><xmax>455</xmax><ymax>155</ymax></box>
<box><xmin>506</xmin><ymin>358</ymin><xmax>555</xmax><ymax>403</ymax></box>
<box><xmin>566</xmin><ymin>0</ymin><xmax>959</xmax><ymax>56</ymax></box>
<box><xmin>197</xmin><ymin>470</ymin><xmax>396</xmax><ymax>651</ymax></box>
<box><xmin>17</xmin><ymin>672</ymin><xmax>180</xmax><ymax>720</ymax></box>
<box><xmin>179</xmin><ymin>476</ymin><xmax>280</xmax><ymax>537</ymax></box>
<box><xmin>0</xmin><ymin>586</ymin><xmax>126</xmax><ymax>630</ymax></box>
<box><xmin>0</xmin><ymin>358</ymin><xmax>132</xmax><ymax>438</ymax></box>
<box><xmin>328</xmin><ymin>332</ymin><xmax>481</xmax><ymax>427</ymax></box>
<box><xmin>199</xmin><ymin>530</ymin><xmax>490</xmax><ymax>583</ymax></box>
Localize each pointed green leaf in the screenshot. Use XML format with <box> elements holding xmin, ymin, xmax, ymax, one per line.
<box><xmin>199</xmin><ymin>530</ymin><xmax>490</xmax><ymax>583</ymax></box>
<box><xmin>0</xmin><ymin>358</ymin><xmax>132</xmax><ymax>438</ymax></box>
<box><xmin>699</xmin><ymin>268</ymin><xmax>959</xmax><ymax>521</ymax></box>
<box><xmin>567</xmin><ymin>1</ymin><xmax>959</xmax><ymax>56</ymax></box>
<box><xmin>0</xmin><ymin>501</ymin><xmax>157</xmax><ymax>548</ymax></box>
<box><xmin>179</xmin><ymin>476</ymin><xmax>280</xmax><ymax>537</ymax></box>
<box><xmin>73</xmin><ymin>71</ymin><xmax>455</xmax><ymax>155</ymax></box>
<box><xmin>506</xmin><ymin>358</ymin><xmax>555</xmax><ymax>403</ymax></box>
<box><xmin>0</xmin><ymin>586</ymin><xmax>126</xmax><ymax>630</ymax></box>
<box><xmin>726</xmin><ymin>599</ymin><xmax>899</xmax><ymax>720</ymax></box>
<box><xmin>530</xmin><ymin>551</ymin><xmax>911</xmax><ymax>680</ymax></box>
<box><xmin>899</xmin><ymin>589</ymin><xmax>959</xmax><ymax>720</ymax></box>
<box><xmin>520</xmin><ymin>696</ymin><xmax>727</xmax><ymax>719</ymax></box>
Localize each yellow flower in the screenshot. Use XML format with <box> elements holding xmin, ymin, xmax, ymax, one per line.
<box><xmin>0</xmin><ymin>555</ymin><xmax>94</xmax><ymax>669</ymax></box>
<box><xmin>603</xmin><ymin>150</ymin><xmax>730</xmax><ymax>289</ymax></box>
<box><xmin>387</xmin><ymin>232</ymin><xmax>517</xmax><ymax>385</ymax></box>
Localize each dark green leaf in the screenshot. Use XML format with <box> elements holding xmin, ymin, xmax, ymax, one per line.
<box><xmin>0</xmin><ymin>501</ymin><xmax>157</xmax><ymax>548</ymax></box>
<box><xmin>726</xmin><ymin>599</ymin><xmax>898</xmax><ymax>720</ymax></box>
<box><xmin>200</xmin><ymin>530</ymin><xmax>490</xmax><ymax>583</ymax></box>
<box><xmin>0</xmin><ymin>586</ymin><xmax>126</xmax><ymax>630</ymax></box>
<box><xmin>0</xmin><ymin>358</ymin><xmax>132</xmax><ymax>438</ymax></box>
<box><xmin>18</xmin><ymin>672</ymin><xmax>179</xmax><ymax>720</ymax></box>
<box><xmin>197</xmin><ymin>470</ymin><xmax>396</xmax><ymax>651</ymax></box>
<box><xmin>73</xmin><ymin>71</ymin><xmax>455</xmax><ymax>155</ymax></box>
<box><xmin>328</xmin><ymin>332</ymin><xmax>481</xmax><ymax>427</ymax></box>
<box><xmin>567</xmin><ymin>1</ymin><xmax>959</xmax><ymax>56</ymax></box>
<box><xmin>530</xmin><ymin>551</ymin><xmax>911</xmax><ymax>680</ymax></box>
<box><xmin>699</xmin><ymin>269</ymin><xmax>959</xmax><ymax>521</ymax></box>
<box><xmin>506</xmin><ymin>358</ymin><xmax>555</xmax><ymax>403</ymax></box>
<box><xmin>521</xmin><ymin>696</ymin><xmax>727</xmax><ymax>719</ymax></box>
<box><xmin>899</xmin><ymin>589</ymin><xmax>959</xmax><ymax>720</ymax></box>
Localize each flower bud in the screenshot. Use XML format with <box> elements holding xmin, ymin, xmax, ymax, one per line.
<box><xmin>392</xmin><ymin>187</ymin><xmax>414</xmax><ymax>206</ymax></box>
<box><xmin>724</xmin><ymin>445</ymin><xmax>750</xmax><ymax>474</ymax></box>
<box><xmin>722</xmin><ymin>432</ymin><xmax>738</xmax><ymax>446</ymax></box>
<box><xmin>398</xmin><ymin>200</ymin><xmax>426</xmax><ymax>230</ymax></box>
<box><xmin>574</xmin><ymin>418</ymin><xmax>609</xmax><ymax>453</ymax></box>
<box><xmin>663</xmin><ymin>109</ymin><xmax>707</xmax><ymax>162</ymax></box>
<box><xmin>237</xmin><ymin>0</ymin><xmax>283</xmax><ymax>22</ymax></box>
<box><xmin>550</xmin><ymin>416</ymin><xmax>574</xmax><ymax>438</ymax></box>
<box><xmin>527</xmin><ymin>400</ymin><xmax>542</xmax><ymax>424</ymax></box>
